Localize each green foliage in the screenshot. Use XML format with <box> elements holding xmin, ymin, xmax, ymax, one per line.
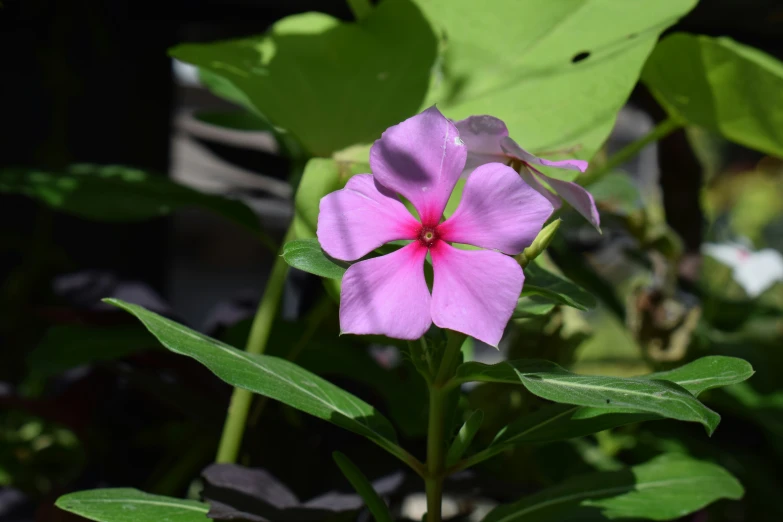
<box><xmin>446</xmin><ymin>410</ymin><xmax>483</xmax><ymax>466</ymax></box>
<box><xmin>644</xmin><ymin>33</ymin><xmax>783</xmax><ymax>157</ymax></box>
<box><xmin>417</xmin><ymin>0</ymin><xmax>698</xmax><ymax>179</ymax></box>
<box><xmin>332</xmin><ymin>452</ymin><xmax>394</xmax><ymax>522</ymax></box>
<box><xmin>522</xmin><ymin>263</ymin><xmax>597</xmax><ymax>311</ymax></box>
<box><xmin>294</xmin><ymin>158</ymin><xmax>370</xmax><ymax>240</ymax></box>
<box><xmin>104</xmin><ymin>299</ymin><xmax>407</xmax><ymax>460</ymax></box>
<box><xmin>482</xmin><ymin>454</ymin><xmax>742</xmax><ymax>521</ymax></box>
<box><xmin>56</xmin><ymin>489</ymin><xmax>210</xmax><ymax>522</ymax></box>
<box><xmin>453</xmin><ymin>358</ymin><xmax>754</xmax><ymax>435</ymax></box>
<box><xmin>27</xmin><ymin>325</ymin><xmax>157</xmax><ymax>379</ymax></box>
<box><xmin>0</xmin><ymin>164</ymin><xmax>266</xmax><ymax>241</ymax></box>
<box><xmin>282</xmin><ymin>239</ymin><xmax>348</xmax><ymax>279</ymax></box>
<box><xmin>483</xmin><ymin>357</ymin><xmax>752</xmax><ymax>456</ymax></box>
<box><xmin>171</xmin><ymin>0</ymin><xmax>437</xmax><ymax>157</ymax></box>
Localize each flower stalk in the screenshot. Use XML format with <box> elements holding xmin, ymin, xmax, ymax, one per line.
<box><xmin>425</xmin><ymin>331</ymin><xmax>465</xmax><ymax>522</ymax></box>
<box><xmin>216</xmin><ymin>225</ymin><xmax>295</xmax><ymax>463</ymax></box>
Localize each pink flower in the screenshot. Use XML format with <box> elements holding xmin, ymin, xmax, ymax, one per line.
<box><xmin>317</xmin><ymin>107</ymin><xmax>554</xmax><ymax>346</ymax></box>
<box><xmin>456</xmin><ymin>115</ymin><xmax>600</xmax><ymax>231</ymax></box>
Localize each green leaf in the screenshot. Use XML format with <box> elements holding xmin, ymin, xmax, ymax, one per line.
<box><xmin>333</xmin><ymin>452</ymin><xmax>394</xmax><ymax>522</ymax></box>
<box><xmin>453</xmin><ymin>359</ymin><xmax>721</xmax><ymax>433</ymax></box>
<box><xmin>482</xmin><ymin>454</ymin><xmax>742</xmax><ymax>522</ymax></box>
<box><xmin>105</xmin><ymin>299</ymin><xmax>403</xmax><ymax>457</ymax></box>
<box><xmin>513</xmin><ymin>296</ymin><xmax>556</xmax><ymax>319</ymax></box>
<box><xmin>56</xmin><ymin>489</ymin><xmax>209</xmax><ymax>522</ymax></box>
<box><xmin>282</xmin><ymin>239</ymin><xmax>347</xmax><ymax>279</ymax></box>
<box><xmin>446</xmin><ymin>410</ymin><xmax>484</xmax><ymax>467</ymax></box>
<box><xmin>193</xmin><ymin>109</ymin><xmax>276</xmax><ymax>133</ymax></box>
<box><xmin>170</xmin><ymin>0</ymin><xmax>437</xmax><ymax>157</ymax></box>
<box><xmin>27</xmin><ymin>325</ymin><xmax>157</xmax><ymax>379</ymax></box>
<box><xmin>0</xmin><ymin>165</ymin><xmax>267</xmax><ymax>242</ymax></box>
<box><xmin>522</xmin><ymin>264</ymin><xmax>597</xmax><ymax>311</ymax></box>
<box><xmin>636</xmin><ymin>356</ymin><xmax>754</xmax><ymax>396</ymax></box>
<box><xmin>417</xmin><ymin>0</ymin><xmax>697</xmax><ymax>178</ymax></box>
<box><xmin>643</xmin><ymin>33</ymin><xmax>783</xmax><ymax>157</ymax></box>
<box><xmin>294</xmin><ymin>158</ymin><xmax>370</xmax><ymax>240</ymax></box>
<box><xmin>480</xmin><ymin>357</ymin><xmax>752</xmax><ymax>458</ymax></box>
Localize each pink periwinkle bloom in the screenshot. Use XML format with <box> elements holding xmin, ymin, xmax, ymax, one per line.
<box><xmin>317</xmin><ymin>107</ymin><xmax>554</xmax><ymax>346</ymax></box>
<box><xmin>456</xmin><ymin>115</ymin><xmax>600</xmax><ymax>231</ymax></box>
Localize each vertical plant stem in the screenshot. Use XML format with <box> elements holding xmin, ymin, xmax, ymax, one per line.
<box><xmin>425</xmin><ymin>332</ymin><xmax>465</xmax><ymax>522</ymax></box>
<box><xmin>346</xmin><ymin>0</ymin><xmax>372</xmax><ymax>21</ymax></box>
<box><xmin>580</xmin><ymin>116</ymin><xmax>682</xmax><ymax>186</ymax></box>
<box><xmin>425</xmin><ymin>385</ymin><xmax>446</xmax><ymax>522</ymax></box>
<box><xmin>215</xmin><ymin>225</ymin><xmax>295</xmax><ymax>464</ymax></box>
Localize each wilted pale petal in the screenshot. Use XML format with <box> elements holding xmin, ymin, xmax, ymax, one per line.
<box><xmin>438</xmin><ymin>163</ymin><xmax>554</xmax><ymax>254</ymax></box>
<box><xmin>340</xmin><ymin>243</ymin><xmax>432</xmax><ymax>340</ymax></box>
<box><xmin>318</xmin><ymin>175</ymin><xmax>419</xmax><ymax>261</ymax></box>
<box><xmin>430</xmin><ymin>243</ymin><xmax>523</xmax><ymax>347</ymax></box>
<box><xmin>370</xmin><ymin>106</ymin><xmax>466</xmax><ymax>225</ymax></box>
<box><xmin>531</xmin><ymin>168</ymin><xmax>601</xmax><ymax>231</ymax></box>
<box><xmin>501</xmin><ymin>136</ymin><xmax>588</xmax><ymax>172</ymax></box>
<box><xmin>455</xmin><ymin>115</ymin><xmax>508</xmax><ymax>175</ymax></box>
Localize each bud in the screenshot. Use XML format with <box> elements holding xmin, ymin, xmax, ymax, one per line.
<box><xmin>517</xmin><ymin>219</ymin><xmax>561</xmax><ymax>267</ymax></box>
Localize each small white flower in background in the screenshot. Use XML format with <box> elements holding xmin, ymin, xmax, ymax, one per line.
<box><xmin>702</xmin><ymin>241</ymin><xmax>783</xmax><ymax>298</ymax></box>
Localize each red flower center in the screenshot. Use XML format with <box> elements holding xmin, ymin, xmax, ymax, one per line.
<box><xmin>418</xmin><ymin>225</ymin><xmax>440</xmax><ymax>247</ymax></box>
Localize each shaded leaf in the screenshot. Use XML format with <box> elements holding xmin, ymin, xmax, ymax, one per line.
<box><xmin>333</xmin><ymin>452</ymin><xmax>394</xmax><ymax>522</ymax></box>
<box><xmin>643</xmin><ymin>33</ymin><xmax>783</xmax><ymax>157</ymax></box>
<box><xmin>105</xmin><ymin>299</ymin><xmax>404</xmax><ymax>458</ymax></box>
<box><xmin>482</xmin><ymin>356</ymin><xmax>752</xmax><ymax>457</ymax></box>
<box><xmin>56</xmin><ymin>489</ymin><xmax>209</xmax><ymax>522</ymax></box>
<box><xmin>417</xmin><ymin>0</ymin><xmax>697</xmax><ymax>178</ymax></box>
<box><xmin>522</xmin><ymin>263</ymin><xmax>596</xmax><ymax>311</ymax></box>
<box><xmin>282</xmin><ymin>239</ymin><xmax>347</xmax><ymax>279</ymax></box>
<box><xmin>171</xmin><ymin>0</ymin><xmax>437</xmax><ymax>156</ymax></box>
<box><xmin>0</xmin><ymin>165</ymin><xmax>265</xmax><ymax>239</ymax></box>
<box><xmin>27</xmin><ymin>325</ymin><xmax>158</xmax><ymax>379</ymax></box>
<box><xmin>446</xmin><ymin>410</ymin><xmax>484</xmax><ymax>467</ymax></box>
<box><xmin>454</xmin><ymin>359</ymin><xmax>721</xmax><ymax>433</ymax></box>
<box><xmin>482</xmin><ymin>454</ymin><xmax>742</xmax><ymax>521</ymax></box>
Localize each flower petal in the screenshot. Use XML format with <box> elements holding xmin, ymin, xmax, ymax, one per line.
<box><xmin>519</xmin><ymin>167</ymin><xmax>562</xmax><ymax>209</ymax></box>
<box><xmin>455</xmin><ymin>115</ymin><xmax>508</xmax><ymax>175</ymax></box>
<box><xmin>318</xmin><ymin>174</ymin><xmax>420</xmax><ymax>261</ymax></box>
<box><xmin>370</xmin><ymin>106</ymin><xmax>466</xmax><ymax>225</ymax></box>
<box><xmin>438</xmin><ymin>163</ymin><xmax>554</xmax><ymax>254</ymax></box>
<box><xmin>501</xmin><ymin>136</ymin><xmax>588</xmax><ymax>172</ymax></box>
<box><xmin>340</xmin><ymin>243</ymin><xmax>432</xmax><ymax>340</ymax></box>
<box><xmin>430</xmin><ymin>243</ymin><xmax>523</xmax><ymax>347</ymax></box>
<box><xmin>528</xmin><ymin>166</ymin><xmax>601</xmax><ymax>232</ymax></box>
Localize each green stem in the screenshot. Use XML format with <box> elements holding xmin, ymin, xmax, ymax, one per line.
<box><xmin>215</xmin><ymin>225</ymin><xmax>295</xmax><ymax>463</ymax></box>
<box><xmin>424</xmin><ymin>332</ymin><xmax>465</xmax><ymax>522</ymax></box>
<box><xmin>425</xmin><ymin>385</ymin><xmax>446</xmax><ymax>522</ymax></box>
<box><xmin>580</xmin><ymin>116</ymin><xmax>682</xmax><ymax>186</ymax></box>
<box><xmin>346</xmin><ymin>0</ymin><xmax>372</xmax><ymax>21</ymax></box>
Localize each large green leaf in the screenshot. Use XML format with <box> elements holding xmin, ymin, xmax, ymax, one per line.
<box><xmin>643</xmin><ymin>33</ymin><xmax>783</xmax><ymax>157</ymax></box>
<box><xmin>453</xmin><ymin>359</ymin><xmax>721</xmax><ymax>433</ymax></box>
<box><xmin>293</xmin><ymin>158</ymin><xmax>370</xmax><ymax>240</ymax></box>
<box><xmin>416</xmin><ymin>0</ymin><xmax>697</xmax><ymax>178</ymax></box>
<box><xmin>170</xmin><ymin>0</ymin><xmax>437</xmax><ymax>157</ymax></box>
<box><xmin>522</xmin><ymin>263</ymin><xmax>596</xmax><ymax>311</ymax></box>
<box><xmin>105</xmin><ymin>299</ymin><xmax>403</xmax><ymax>457</ymax></box>
<box><xmin>482</xmin><ymin>454</ymin><xmax>742</xmax><ymax>521</ymax></box>
<box><xmin>0</xmin><ymin>165</ymin><xmax>265</xmax><ymax>240</ymax></box>
<box><xmin>282</xmin><ymin>239</ymin><xmax>347</xmax><ymax>279</ymax></box>
<box><xmin>476</xmin><ymin>357</ymin><xmax>752</xmax><ymax>460</ymax></box>
<box><xmin>56</xmin><ymin>489</ymin><xmax>209</xmax><ymax>522</ymax></box>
